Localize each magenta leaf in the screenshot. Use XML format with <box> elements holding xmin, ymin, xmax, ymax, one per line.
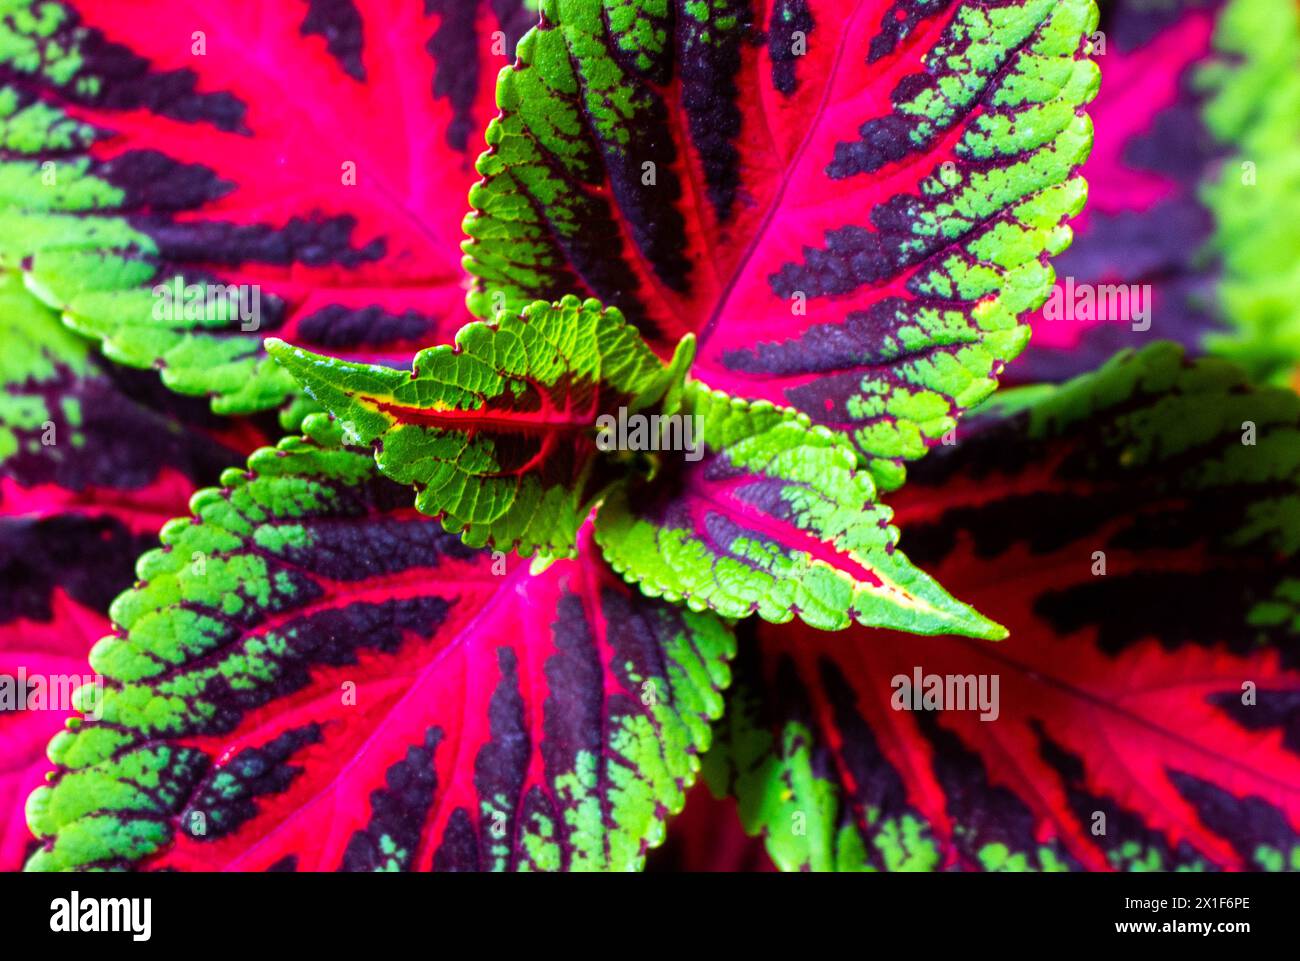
<box><xmin>704</xmin><ymin>343</ymin><xmax>1300</xmax><ymax>871</ymax></box>
<box><xmin>464</xmin><ymin>0</ymin><xmax>1099</xmax><ymax>490</ymax></box>
<box><xmin>0</xmin><ymin>272</ymin><xmax>256</xmax><ymax>870</ymax></box>
<box><xmin>1014</xmin><ymin>0</ymin><xmax>1222</xmax><ymax>380</ymax></box>
<box><xmin>0</xmin><ymin>0</ymin><xmax>535</xmax><ymax>422</ymax></box>
<box><xmin>25</xmin><ymin>415</ymin><xmax>735</xmax><ymax>871</ymax></box>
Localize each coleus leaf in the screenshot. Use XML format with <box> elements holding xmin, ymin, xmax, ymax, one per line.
<box><xmin>271</xmin><ymin>296</ymin><xmax>1001</xmax><ymax>637</ymax></box>
<box><xmin>1</xmin><ymin>274</ymin><xmax>258</xmax><ymax>870</ymax></box>
<box><xmin>704</xmin><ymin>342</ymin><xmax>1300</xmax><ymax>871</ymax></box>
<box><xmin>1015</xmin><ymin>0</ymin><xmax>1300</xmax><ymax>385</ymax></box>
<box><xmin>25</xmin><ymin>415</ymin><xmax>736</xmax><ymax>871</ymax></box>
<box><xmin>0</xmin><ymin>0</ymin><xmax>534</xmax><ymax>423</ymax></box>
<box><xmin>595</xmin><ymin>380</ymin><xmax>1006</xmax><ymax>639</ymax></box>
<box><xmin>265</xmin><ymin>295</ymin><xmax>693</xmax><ymax>557</ymax></box>
<box><xmin>463</xmin><ymin>0</ymin><xmax>1099</xmax><ymax>490</ymax></box>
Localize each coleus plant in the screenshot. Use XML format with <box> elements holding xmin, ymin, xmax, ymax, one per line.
<box><xmin>259</xmin><ymin>0</ymin><xmax>1103</xmax><ymax>632</ymax></box>
<box><xmin>5</xmin><ymin>0</ymin><xmax>1298</xmax><ymax>872</ymax></box>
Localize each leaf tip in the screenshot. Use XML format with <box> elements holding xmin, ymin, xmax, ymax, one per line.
<box><xmin>960</xmin><ymin>610</ymin><xmax>1009</xmax><ymax>642</ymax></box>
<box><xmin>263</xmin><ymin>337</ymin><xmax>296</xmax><ymax>366</ymax></box>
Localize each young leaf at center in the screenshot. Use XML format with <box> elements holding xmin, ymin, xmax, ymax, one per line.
<box><xmin>272</xmin><ymin>295</ymin><xmax>997</xmax><ymax>638</ymax></box>
<box><xmin>266</xmin><ymin>295</ymin><xmax>693</xmax><ymax>557</ymax></box>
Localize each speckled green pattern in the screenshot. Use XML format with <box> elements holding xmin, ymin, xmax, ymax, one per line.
<box><xmin>594</xmin><ymin>380</ymin><xmax>1005</xmax><ymax>639</ymax></box>
<box><xmin>268</xmin><ymin>296</ymin><xmax>690</xmax><ymax>558</ymax></box>
<box><xmin>463</xmin><ymin>0</ymin><xmax>651</xmax><ymax>319</ymax></box>
<box><xmin>706</xmin><ymin>343</ymin><xmax>1300</xmax><ymax>872</ymax></box>
<box><xmin>1199</xmin><ymin>0</ymin><xmax>1300</xmax><ymax>385</ymax></box>
<box><xmin>0</xmin><ymin>3</ymin><xmax>308</xmax><ymax>422</ymax></box>
<box><xmin>23</xmin><ymin>414</ymin><xmax>373</xmax><ymax>871</ymax></box>
<box><xmin>462</xmin><ymin>0</ymin><xmax>1100</xmax><ymax>499</ymax></box>
<box><xmin>701</xmin><ymin>677</ymin><xmax>862</xmax><ymax>873</ymax></box>
<box><xmin>703</xmin><ymin>675</ymin><xmax>1079</xmax><ymax>873</ymax></box>
<box><xmin>22</xmin><ymin>410</ymin><xmax>741</xmax><ymax>871</ymax></box>
<box><xmin>0</xmin><ymin>5</ymin><xmax>154</xmax><ymax>320</ymax></box>
<box><xmin>803</xmin><ymin>0</ymin><xmax>1098</xmax><ymax>491</ymax></box>
<box><xmin>61</xmin><ymin>272</ymin><xmax>306</xmax><ymax>424</ymax></box>
<box><xmin>508</xmin><ymin>600</ymin><xmax>737</xmax><ymax>873</ymax></box>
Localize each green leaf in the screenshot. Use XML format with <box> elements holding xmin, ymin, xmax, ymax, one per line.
<box><xmin>266</xmin><ymin>295</ymin><xmax>691</xmax><ymax>557</ymax></box>
<box><xmin>594</xmin><ymin>381</ymin><xmax>1004</xmax><ymax>640</ymax></box>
